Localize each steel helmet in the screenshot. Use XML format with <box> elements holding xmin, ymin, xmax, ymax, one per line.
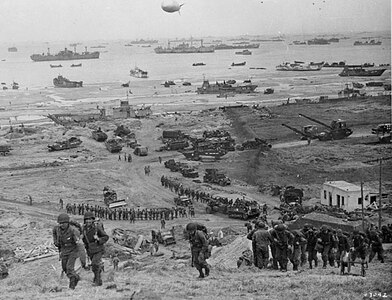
<box><xmin>84</xmin><ymin>211</ymin><xmax>95</xmax><ymax>220</ymax></box>
<box><xmin>276</xmin><ymin>224</ymin><xmax>286</xmax><ymax>232</ymax></box>
<box><xmin>256</xmin><ymin>222</ymin><xmax>265</xmax><ymax>229</ymax></box>
<box><xmin>57</xmin><ymin>213</ymin><xmax>70</xmax><ymax>224</ymax></box>
<box><xmin>186</xmin><ymin>223</ymin><xmax>197</xmax><ymax>232</ymax></box>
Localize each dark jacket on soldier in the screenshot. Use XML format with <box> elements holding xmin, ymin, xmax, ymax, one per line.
<box><xmin>337</xmin><ymin>234</ymin><xmax>350</xmax><ymax>252</ymax></box>
<box><xmin>82</xmin><ymin>223</ymin><xmax>109</xmax><ymax>255</ymax></box>
<box><xmin>53</xmin><ymin>224</ymin><xmax>80</xmax><ymax>256</ymax></box>
<box><xmin>189</xmin><ymin>230</ymin><xmax>208</xmax><ymax>252</ymax></box>
<box><xmin>316</xmin><ymin>230</ymin><xmax>333</xmax><ymax>246</ymax></box>
<box><xmin>271</xmin><ymin>229</ymin><xmax>294</xmax><ymax>249</ymax></box>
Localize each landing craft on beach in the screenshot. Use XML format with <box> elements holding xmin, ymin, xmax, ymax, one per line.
<box><xmin>161</xmin><ymin>0</ymin><xmax>184</xmax><ymax>13</ymax></box>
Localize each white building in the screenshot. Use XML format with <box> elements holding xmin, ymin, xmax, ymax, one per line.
<box><xmin>321</xmin><ymin>181</ymin><xmax>371</xmax><ymax>212</ymax></box>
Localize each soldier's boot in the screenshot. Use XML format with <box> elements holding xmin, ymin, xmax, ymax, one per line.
<box><xmin>293</xmin><ymin>264</ymin><xmax>298</xmax><ymax>271</ymax></box>
<box><xmin>197</xmin><ymin>268</ymin><xmax>205</xmax><ymax>278</ymax></box>
<box><xmin>322</xmin><ymin>261</ymin><xmax>327</xmax><ymax>269</ymax></box>
<box><xmin>96</xmin><ymin>270</ymin><xmax>102</xmax><ymax>286</ymax></box>
<box><xmin>314</xmin><ymin>260</ymin><xmax>318</xmax><ymax>267</ymax></box>
<box><xmin>69</xmin><ymin>274</ymin><xmax>80</xmax><ymax>290</ymax></box>
<box><xmin>309</xmin><ymin>261</ymin><xmax>313</xmax><ymax>269</ymax></box>
<box><xmin>204</xmin><ymin>266</ymin><xmax>210</xmax><ymax>277</ymax></box>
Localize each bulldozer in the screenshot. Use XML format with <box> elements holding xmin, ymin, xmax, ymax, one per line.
<box><xmin>298</xmin><ymin>113</ymin><xmax>353</xmax><ymax>141</ymax></box>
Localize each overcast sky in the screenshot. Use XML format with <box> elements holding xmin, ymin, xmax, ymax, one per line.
<box><xmin>0</xmin><ymin>0</ymin><xmax>390</xmax><ymax>42</ymax></box>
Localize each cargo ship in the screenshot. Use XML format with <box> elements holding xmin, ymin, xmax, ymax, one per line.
<box><xmin>130</xmin><ymin>39</ymin><xmax>158</xmax><ymax>44</ymax></box>
<box><xmin>30</xmin><ymin>46</ymin><xmax>99</xmax><ymax>62</ymax></box>
<box><xmin>276</xmin><ymin>62</ymin><xmax>322</xmax><ymax>71</ymax></box>
<box><xmin>307</xmin><ymin>38</ymin><xmax>330</xmax><ymax>45</ymax></box>
<box><xmin>339</xmin><ymin>67</ymin><xmax>386</xmax><ymax>77</ymax></box>
<box><xmin>53</xmin><ymin>75</ymin><xmax>83</xmax><ymax>88</ymax></box>
<box><xmin>214</xmin><ymin>43</ymin><xmax>259</xmax><ymax>50</ymax></box>
<box><xmin>196</xmin><ymin>80</ymin><xmax>257</xmax><ymax>94</ymax></box>
<box><xmin>154</xmin><ymin>42</ymin><xmax>214</xmax><ymax>54</ymax></box>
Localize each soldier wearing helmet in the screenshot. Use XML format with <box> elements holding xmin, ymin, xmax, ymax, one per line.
<box><xmin>270</xmin><ymin>223</ymin><xmax>293</xmax><ymax>272</ymax></box>
<box><xmin>336</xmin><ymin>229</ymin><xmax>350</xmax><ymax>268</ymax></box>
<box><xmin>82</xmin><ymin>211</ymin><xmax>109</xmax><ymax>286</ymax></box>
<box><xmin>316</xmin><ymin>224</ymin><xmax>334</xmax><ymax>269</ymax></box>
<box><xmin>53</xmin><ymin>213</ymin><xmax>81</xmax><ymax>289</ymax></box>
<box><xmin>252</xmin><ymin>222</ymin><xmax>273</xmax><ymax>269</ymax></box>
<box><xmin>186</xmin><ymin>223</ymin><xmax>210</xmax><ymax>278</ymax></box>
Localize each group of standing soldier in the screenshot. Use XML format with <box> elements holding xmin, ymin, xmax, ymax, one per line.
<box><xmin>66</xmin><ymin>202</ymin><xmax>191</xmax><ymax>222</ymax></box>
<box><xmin>246</xmin><ymin>221</ymin><xmax>385</xmax><ymax>273</ymax></box>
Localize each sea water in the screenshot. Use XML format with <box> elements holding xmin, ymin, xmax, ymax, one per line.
<box><xmin>0</xmin><ymin>32</ymin><xmax>390</xmax><ymax>91</ymax></box>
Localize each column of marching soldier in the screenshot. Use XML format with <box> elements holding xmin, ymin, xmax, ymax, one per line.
<box><xmin>65</xmin><ymin>203</ymin><xmax>190</xmax><ymax>222</ymax></box>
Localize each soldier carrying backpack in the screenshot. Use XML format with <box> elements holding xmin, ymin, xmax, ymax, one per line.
<box><xmin>82</xmin><ymin>212</ymin><xmax>109</xmax><ymax>286</ymax></box>
<box><xmin>52</xmin><ymin>213</ymin><xmax>82</xmax><ymax>289</ymax></box>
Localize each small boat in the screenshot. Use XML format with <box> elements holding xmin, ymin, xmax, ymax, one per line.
<box><xmin>12</xmin><ymin>82</ymin><xmax>19</xmax><ymax>90</ymax></box>
<box><xmin>121</xmin><ymin>81</ymin><xmax>130</xmax><ymax>87</ymax></box>
<box><xmin>71</xmin><ymin>63</ymin><xmax>82</xmax><ymax>67</ymax></box>
<box><xmin>130</xmin><ymin>66</ymin><xmax>148</xmax><ymax>78</ymax></box>
<box><xmin>243</xmin><ymin>79</ymin><xmax>252</xmax><ymax>84</ymax></box>
<box><xmin>227</xmin><ymin>80</ymin><xmax>236</xmax><ymax>85</ymax></box>
<box><xmin>162</xmin><ymin>80</ymin><xmax>175</xmax><ymax>87</ymax></box>
<box><xmin>182</xmin><ymin>82</ymin><xmax>191</xmax><ymax>86</ymax></box>
<box><xmin>8</xmin><ymin>47</ymin><xmax>17</xmax><ymax>52</ymax></box>
<box><xmin>192</xmin><ymin>62</ymin><xmax>206</xmax><ymax>66</ymax></box>
<box><xmin>352</xmin><ymin>82</ymin><xmax>364</xmax><ymax>89</ymax></box>
<box><xmin>53</xmin><ymin>75</ymin><xmax>83</xmax><ymax>88</ymax></box>
<box><xmin>235</xmin><ymin>49</ymin><xmax>252</xmax><ymax>55</ymax></box>
<box><xmin>339</xmin><ymin>67</ymin><xmax>386</xmax><ymax>77</ymax></box>
<box><xmin>365</xmin><ymin>81</ymin><xmax>384</xmax><ymax>87</ymax></box>
<box><xmin>231</xmin><ymin>62</ymin><xmax>246</xmax><ymax>67</ymax></box>
<box><xmin>264</xmin><ymin>88</ymin><xmax>274</xmax><ymax>94</ymax></box>
<box><xmin>354</xmin><ymin>40</ymin><xmax>382</xmax><ymax>46</ymax></box>
<box><xmin>50</xmin><ymin>64</ymin><xmax>63</xmax><ymax>68</ymax></box>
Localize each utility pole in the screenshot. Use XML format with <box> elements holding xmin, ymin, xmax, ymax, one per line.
<box><xmin>361</xmin><ymin>181</ymin><xmax>364</xmax><ymax>231</ymax></box>
<box><xmin>363</xmin><ymin>156</ymin><xmax>392</xmax><ymax>230</ymax></box>
<box><xmin>378</xmin><ymin>159</ymin><xmax>382</xmax><ymax>229</ymax></box>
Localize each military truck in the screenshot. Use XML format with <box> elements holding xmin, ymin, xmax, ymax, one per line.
<box><xmin>280</xmin><ymin>186</ymin><xmax>304</xmax><ymax>205</ymax></box>
<box><xmin>203</xmin><ymin>168</ymin><xmax>231</xmax><ymax>186</ymax></box>
<box><xmin>181</xmin><ymin>167</ymin><xmax>199</xmax><ymax>178</ymax></box>
<box><xmin>174</xmin><ymin>195</ymin><xmax>193</xmax><ymax>207</ymax></box>
<box><xmin>0</xmin><ymin>145</ymin><xmax>11</xmax><ymax>155</ymax></box>
<box><xmin>152</xmin><ymin>229</ymin><xmax>176</xmax><ymax>246</ymax></box>
<box><xmin>205</xmin><ymin>198</ymin><xmax>228</xmax><ymax>214</ymax></box>
<box><xmin>227</xmin><ymin>201</ymin><xmax>261</xmax><ymax>220</ymax></box>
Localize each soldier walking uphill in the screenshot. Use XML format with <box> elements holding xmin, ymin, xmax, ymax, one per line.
<box><xmin>252</xmin><ymin>222</ymin><xmax>273</xmax><ymax>269</ymax></box>
<box><xmin>82</xmin><ymin>212</ymin><xmax>109</xmax><ymax>286</ymax></box>
<box><xmin>186</xmin><ymin>223</ymin><xmax>210</xmax><ymax>278</ymax></box>
<box><xmin>270</xmin><ymin>224</ymin><xmax>294</xmax><ymax>272</ymax></box>
<box><xmin>53</xmin><ymin>213</ymin><xmax>82</xmax><ymax>289</ymax></box>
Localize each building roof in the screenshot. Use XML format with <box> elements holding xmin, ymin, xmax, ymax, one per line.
<box><xmin>323</xmin><ymin>181</ymin><xmax>370</xmax><ymax>192</ymax></box>
<box><xmin>288</xmin><ymin>211</ymin><xmax>364</xmax><ymax>232</ymax></box>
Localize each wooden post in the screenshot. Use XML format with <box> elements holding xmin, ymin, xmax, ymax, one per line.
<box><xmin>361</xmin><ymin>181</ymin><xmax>365</xmax><ymax>231</ymax></box>
<box><xmin>378</xmin><ymin>159</ymin><xmax>382</xmax><ymax>229</ymax></box>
